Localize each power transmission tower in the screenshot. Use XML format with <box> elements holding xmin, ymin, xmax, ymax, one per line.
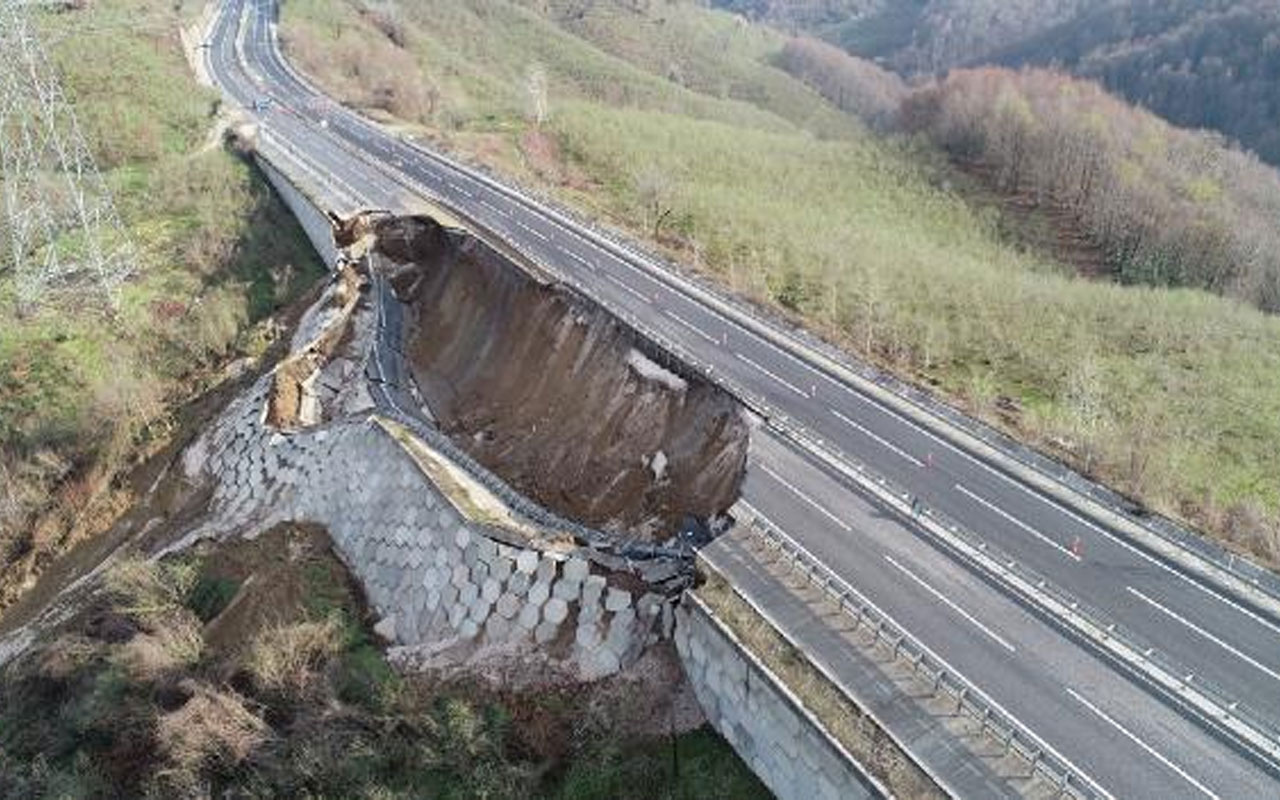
<box><xmin>0</xmin><ymin>1</ymin><xmax>136</xmax><ymax>313</ymax></box>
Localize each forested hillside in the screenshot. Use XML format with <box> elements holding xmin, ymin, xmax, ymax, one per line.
<box><xmin>716</xmin><ymin>0</ymin><xmax>1280</xmax><ymax>166</ymax></box>
<box><xmin>901</xmin><ymin>68</ymin><xmax>1280</xmax><ymax>310</ymax></box>
<box><xmin>992</xmin><ymin>0</ymin><xmax>1280</xmax><ymax>167</ymax></box>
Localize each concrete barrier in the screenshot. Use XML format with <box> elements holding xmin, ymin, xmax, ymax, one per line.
<box><xmin>675</xmin><ymin>592</ymin><xmax>883</xmax><ymax>800</ymax></box>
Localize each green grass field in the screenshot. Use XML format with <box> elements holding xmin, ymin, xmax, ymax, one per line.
<box><xmin>0</xmin><ymin>0</ymin><xmax>324</xmax><ymax>603</ymax></box>
<box><xmin>281</xmin><ymin>0</ymin><xmax>1280</xmax><ymax>557</ymax></box>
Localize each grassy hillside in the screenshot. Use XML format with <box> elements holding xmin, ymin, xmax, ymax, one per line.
<box><xmin>281</xmin><ymin>0</ymin><xmax>1280</xmax><ymax>559</ymax></box>
<box><xmin>0</xmin><ymin>0</ymin><xmax>324</xmax><ymax>609</ymax></box>
<box><xmin>0</xmin><ymin>524</ymin><xmax>764</xmax><ymax>798</ymax></box>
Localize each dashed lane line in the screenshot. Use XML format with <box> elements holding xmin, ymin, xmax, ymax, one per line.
<box><xmin>955</xmin><ymin>483</ymin><xmax>1082</xmax><ymax>563</ymax></box>
<box><xmin>1126</xmin><ymin>586</ymin><xmax>1280</xmax><ymax>685</ymax></box>
<box><xmin>605</xmin><ymin>272</ymin><xmax>653</xmax><ymax>304</ymax></box>
<box><xmin>1066</xmin><ymin>688</ymin><xmax>1220</xmax><ymax>800</ymax></box>
<box><xmin>478</xmin><ymin>198</ymin><xmax>508</xmax><ymax>217</ymax></box>
<box><xmin>664</xmin><ymin>309</ymin><xmax>719</xmax><ymax>345</ymax></box>
<box><xmin>514</xmin><ymin>219</ymin><xmax>549</xmax><ymax>242</ymax></box>
<box><xmin>736</xmin><ymin>352</ymin><xmax>810</xmax><ymax>399</ymax></box>
<box><xmin>566</xmin><ymin>250</ymin><xmax>594</xmax><ymax>270</ymax></box>
<box><xmin>885</xmin><ymin>555</ymin><xmax>1016</xmax><ymax>652</ymax></box>
<box><xmin>756</xmin><ymin>462</ymin><xmax>851</xmax><ymax>532</ymax></box>
<box><xmin>830</xmin><ymin>408</ymin><xmax>924</xmax><ymax>467</ymax></box>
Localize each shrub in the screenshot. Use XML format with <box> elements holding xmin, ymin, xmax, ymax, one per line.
<box><xmin>185</xmin><ymin>573</ymin><xmax>241</xmax><ymax>623</ymax></box>
<box><xmin>114</xmin><ymin>616</ymin><xmax>205</xmax><ymax>680</ymax></box>
<box><xmin>105</xmin><ymin>558</ymin><xmax>198</xmax><ymax>620</ymax></box>
<box><xmin>246</xmin><ymin>616</ymin><xmax>344</xmax><ymax>700</ymax></box>
<box><xmin>335</xmin><ymin>642</ymin><xmax>399</xmax><ymax>710</ymax></box>
<box><xmin>157</xmin><ymin>681</ymin><xmax>269</xmax><ymax>777</ymax></box>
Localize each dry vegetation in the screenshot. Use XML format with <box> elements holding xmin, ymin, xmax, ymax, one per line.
<box><xmin>0</xmin><ymin>0</ymin><xmax>325</xmax><ymax>612</ymax></box>
<box><xmin>0</xmin><ymin>524</ymin><xmax>767</xmax><ymax>799</ymax></box>
<box><xmin>280</xmin><ymin>0</ymin><xmax>1280</xmax><ymax>561</ymax></box>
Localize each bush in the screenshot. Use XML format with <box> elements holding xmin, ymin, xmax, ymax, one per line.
<box><xmin>186</xmin><ymin>573</ymin><xmax>241</xmax><ymax>623</ymax></box>
<box><xmin>335</xmin><ymin>642</ymin><xmax>399</xmax><ymax>710</ymax></box>
<box><xmin>246</xmin><ymin>617</ymin><xmax>344</xmax><ymax>701</ymax></box>
<box><xmin>157</xmin><ymin>681</ymin><xmax>269</xmax><ymax>777</ymax></box>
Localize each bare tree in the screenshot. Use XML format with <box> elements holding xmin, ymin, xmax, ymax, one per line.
<box><xmin>525</xmin><ymin>64</ymin><xmax>549</xmax><ymax>128</ymax></box>
<box><xmin>634</xmin><ymin>165</ymin><xmax>675</xmax><ymax>238</ymax></box>
<box><xmin>1066</xmin><ymin>353</ymin><xmax>1106</xmax><ymax>474</ymax></box>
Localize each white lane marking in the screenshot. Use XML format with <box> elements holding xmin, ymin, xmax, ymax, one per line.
<box><xmin>664</xmin><ymin>309</ymin><xmax>719</xmax><ymax>345</ymax></box>
<box><xmin>446</xmin><ymin>180</ymin><xmax>472</xmax><ymax>198</ymax></box>
<box><xmin>736</xmin><ymin>505</ymin><xmax>1113</xmax><ymax>800</ymax></box>
<box><xmin>878</xmin><ymin>394</ymin><xmax>1280</xmax><ymax>636</ymax></box>
<box><xmin>478</xmin><ymin>198</ymin><xmax>508</xmax><ymax>217</ymax></box>
<box><xmin>831</xmin><ymin>408</ymin><xmax>924</xmax><ymax>467</ymax></box>
<box><xmin>736</xmin><ymin>352</ymin><xmax>810</xmax><ymax>398</ymax></box>
<box><xmin>1126</xmin><ymin>587</ymin><xmax>1280</xmax><ymax>684</ymax></box>
<box><xmin>514</xmin><ymin>219</ymin><xmax>549</xmax><ymax>242</ymax></box>
<box><xmin>954</xmin><ymin>483</ymin><xmax>1082</xmax><ymax>563</ymax></box>
<box><xmin>269</xmin><ymin>21</ymin><xmax>1275</xmax><ymax>654</ymax></box>
<box><xmin>1066</xmin><ymin>687</ymin><xmax>1220</xmax><ymax>800</ymax></box>
<box><xmin>885</xmin><ymin>555</ymin><xmax>1016</xmax><ymax>652</ymax></box>
<box><xmin>605</xmin><ymin>272</ymin><xmax>653</xmax><ymax>304</ymax></box>
<box><xmin>756</xmin><ymin>463</ymin><xmax>851</xmax><ymax>532</ymax></box>
<box><xmin>566</xmin><ymin>250</ymin><xmax>594</xmax><ymax>270</ymax></box>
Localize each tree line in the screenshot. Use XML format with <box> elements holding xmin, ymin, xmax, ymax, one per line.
<box><xmin>900</xmin><ymin>67</ymin><xmax>1280</xmax><ymax>311</ymax></box>
<box><xmin>775</xmin><ymin>36</ymin><xmax>905</xmax><ymax>130</ymax></box>
<box><xmin>775</xmin><ymin>36</ymin><xmax>1280</xmax><ymax>312</ymax></box>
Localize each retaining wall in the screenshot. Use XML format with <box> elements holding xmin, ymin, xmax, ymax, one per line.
<box><xmin>675</xmin><ymin>593</ymin><xmax>881</xmax><ymax>800</ymax></box>
<box><xmin>174</xmin><ymin>373</ymin><xmax>671</xmax><ymax>681</ymax></box>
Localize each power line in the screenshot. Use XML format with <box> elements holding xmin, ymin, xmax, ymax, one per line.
<box><xmin>0</xmin><ymin>1</ymin><xmax>137</xmax><ymax>313</ymax></box>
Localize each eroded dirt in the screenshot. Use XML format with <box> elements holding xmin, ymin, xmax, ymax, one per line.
<box><xmin>374</xmin><ymin>215</ymin><xmax>749</xmax><ymax>540</ymax></box>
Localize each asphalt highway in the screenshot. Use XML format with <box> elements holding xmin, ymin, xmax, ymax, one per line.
<box><xmin>205</xmin><ymin>1</ymin><xmax>1280</xmax><ymax>795</ymax></box>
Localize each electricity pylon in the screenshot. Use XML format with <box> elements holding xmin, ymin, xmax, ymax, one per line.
<box><xmin>0</xmin><ymin>1</ymin><xmax>136</xmax><ymax>313</ymax></box>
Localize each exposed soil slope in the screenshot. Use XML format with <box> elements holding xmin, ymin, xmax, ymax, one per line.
<box><xmin>377</xmin><ymin>217</ymin><xmax>749</xmax><ymax>540</ymax></box>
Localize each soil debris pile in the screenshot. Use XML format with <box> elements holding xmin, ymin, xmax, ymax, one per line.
<box><xmin>374</xmin><ymin>216</ymin><xmax>749</xmax><ymax>540</ymax></box>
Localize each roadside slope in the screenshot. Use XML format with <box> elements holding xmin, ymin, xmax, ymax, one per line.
<box><xmin>0</xmin><ymin>0</ymin><xmax>324</xmax><ymax>612</ymax></box>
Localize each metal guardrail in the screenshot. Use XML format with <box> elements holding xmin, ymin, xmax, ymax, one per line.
<box><xmin>364</xmin><ymin>271</ymin><xmax>692</xmax><ymax>568</ymax></box>
<box><xmin>334</xmin><ymin>131</ymin><xmax>1280</xmax><ymax>769</ymax></box>
<box><xmin>742</xmin><ymin>512</ymin><xmax>1096</xmax><ymax>800</ymax></box>
<box><xmin>239</xmin><ymin>4</ymin><xmax>1280</xmax><ymax>765</ymax></box>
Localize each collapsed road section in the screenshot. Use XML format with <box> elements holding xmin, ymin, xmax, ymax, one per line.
<box><xmin>372</xmin><ymin>214</ymin><xmax>749</xmax><ymax>540</ymax></box>
<box><xmin>164</xmin><ymin>205</ymin><xmax>750</xmax><ymax>681</ymax></box>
